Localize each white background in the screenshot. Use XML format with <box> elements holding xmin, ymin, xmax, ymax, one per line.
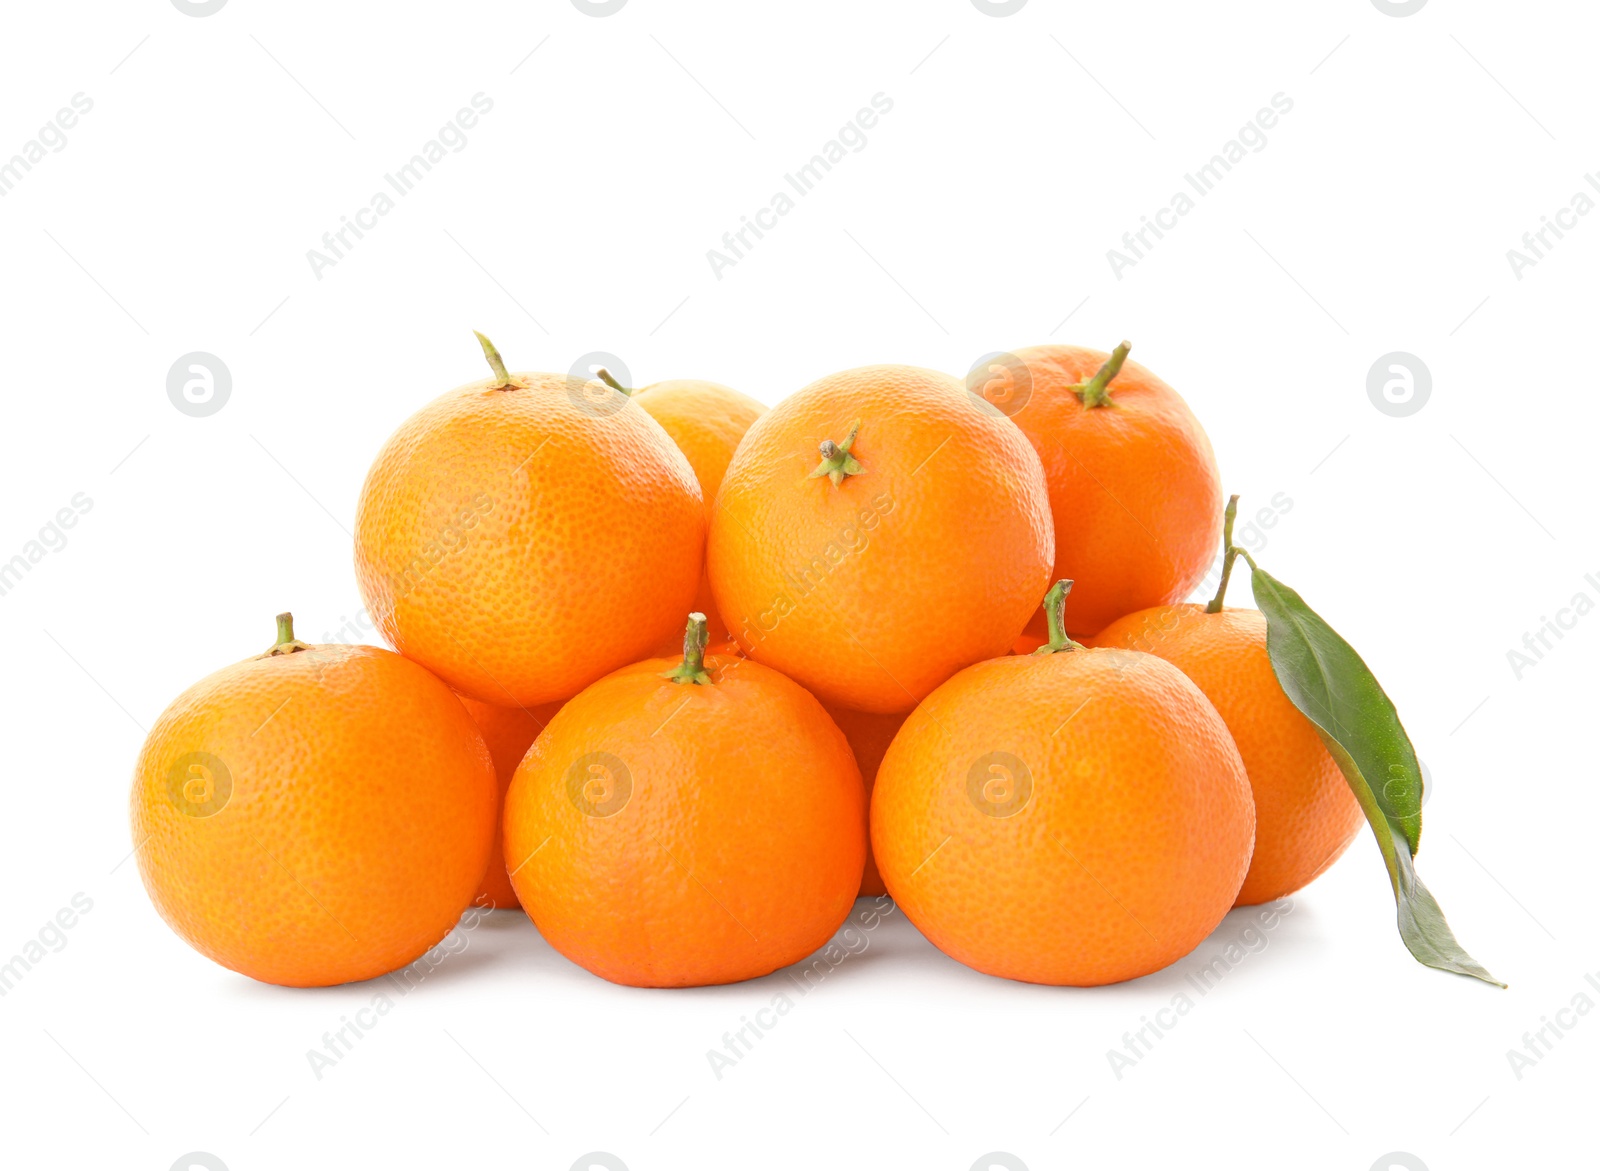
<box><xmin>0</xmin><ymin>1</ymin><xmax>1593</xmax><ymax>1168</ymax></box>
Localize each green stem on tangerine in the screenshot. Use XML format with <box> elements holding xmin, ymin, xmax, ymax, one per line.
<box><xmin>264</xmin><ymin>611</ymin><xmax>311</xmax><ymax>657</ymax></box>
<box><xmin>1033</xmin><ymin>580</ymin><xmax>1085</xmax><ymax>654</ymax></box>
<box><xmin>1074</xmin><ymin>340</ymin><xmax>1131</xmax><ymax>408</ymax></box>
<box><xmin>474</xmin><ymin>331</ymin><xmax>514</xmax><ymax>389</ymax></box>
<box><xmin>594</xmin><ymin>367</ymin><xmax>632</xmax><ymax>395</ymax></box>
<box><xmin>809</xmin><ymin>420</ymin><xmax>865</xmax><ymax>487</ymax></box>
<box><xmin>1205</xmin><ymin>494</ymin><xmax>1243</xmax><ymax>614</ymax></box>
<box><xmin>661</xmin><ymin>613</ymin><xmax>713</xmax><ymax>685</ymax></box>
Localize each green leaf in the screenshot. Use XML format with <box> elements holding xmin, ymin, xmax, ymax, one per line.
<box><xmin>1249</xmin><ymin>564</ymin><xmax>1503</xmax><ymax>987</ymax></box>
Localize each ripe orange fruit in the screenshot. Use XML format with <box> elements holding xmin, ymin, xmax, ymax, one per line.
<box><xmin>872</xmin><ymin>582</ymin><xmax>1254</xmax><ymax>985</ymax></box>
<box><xmin>354</xmin><ymin>334</ymin><xmax>704</xmax><ymax>707</ymax></box>
<box><xmin>823</xmin><ymin>705</ymin><xmax>907</xmax><ymax>897</ymax></box>
<box><xmin>503</xmin><ymin>615</ymin><xmax>865</xmax><ymax>986</ymax></box>
<box><xmin>974</xmin><ymin>343</ymin><xmax>1221</xmax><ymax>636</ymax></box>
<box><xmin>130</xmin><ymin>615</ymin><xmax>497</xmax><ymax>987</ymax></box>
<box><xmin>1092</xmin><ymin>603</ymin><xmax>1362</xmax><ymax>906</ymax></box>
<box><xmin>457</xmin><ymin>695</ymin><xmax>564</xmax><ymax>909</ymax></box>
<box><xmin>624</xmin><ymin>375</ymin><xmax>766</xmax><ymax>651</ymax></box>
<box><xmin>708</xmin><ymin>364</ymin><xmax>1054</xmax><ymax>713</ymax></box>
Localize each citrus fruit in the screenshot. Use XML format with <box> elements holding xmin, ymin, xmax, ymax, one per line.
<box><xmin>503</xmin><ymin>614</ymin><xmax>865</xmax><ymax>986</ymax></box>
<box><xmin>823</xmin><ymin>705</ymin><xmax>906</xmax><ymax>897</ymax></box>
<box><xmin>458</xmin><ymin>695</ymin><xmax>564</xmax><ymax>909</ymax></box>
<box><xmin>1092</xmin><ymin>604</ymin><xmax>1360</xmax><ymax>906</ymax></box>
<box><xmin>871</xmin><ymin>582</ymin><xmax>1254</xmax><ymax>985</ymax></box>
<box><xmin>1092</xmin><ymin>567</ymin><xmax>1362</xmax><ymax>906</ymax></box>
<box><xmin>974</xmin><ymin>342</ymin><xmax>1221</xmax><ymax>636</ymax></box>
<box><xmin>622</xmin><ymin>374</ymin><xmax>766</xmax><ymax>650</ymax></box>
<box><xmin>353</xmin><ymin>334</ymin><xmax>704</xmax><ymax>707</ymax></box>
<box><xmin>708</xmin><ymin>364</ymin><xmax>1054</xmax><ymax>713</ymax></box>
<box><xmin>130</xmin><ymin>614</ymin><xmax>497</xmax><ymax>987</ymax></box>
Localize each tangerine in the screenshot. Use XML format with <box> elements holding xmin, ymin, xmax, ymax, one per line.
<box><xmin>1091</xmin><ymin>499</ymin><xmax>1362</xmax><ymax>905</ymax></box>
<box><xmin>823</xmin><ymin>704</ymin><xmax>906</xmax><ymax>897</ymax></box>
<box><xmin>503</xmin><ymin>614</ymin><xmax>865</xmax><ymax>986</ymax></box>
<box><xmin>130</xmin><ymin>614</ymin><xmax>497</xmax><ymax>987</ymax></box>
<box><xmin>871</xmin><ymin>582</ymin><xmax>1254</xmax><ymax>985</ymax></box>
<box><xmin>457</xmin><ymin>695</ymin><xmax>564</xmax><ymax>909</ymax></box>
<box><xmin>354</xmin><ymin>335</ymin><xmax>703</xmax><ymax>706</ymax></box>
<box><xmin>974</xmin><ymin>343</ymin><xmax>1221</xmax><ymax>636</ymax></box>
<box><xmin>708</xmin><ymin>364</ymin><xmax>1053</xmax><ymax>713</ymax></box>
<box><xmin>623</xmin><ymin>374</ymin><xmax>766</xmax><ymax>650</ymax></box>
